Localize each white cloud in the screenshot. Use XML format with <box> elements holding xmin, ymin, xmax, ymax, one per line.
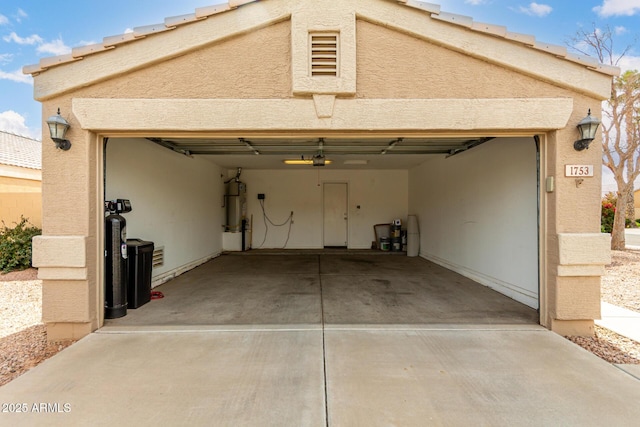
<box><xmin>0</xmin><ymin>53</ymin><xmax>13</xmax><ymax>64</ymax></box>
<box><xmin>614</xmin><ymin>26</ymin><xmax>628</xmax><ymax>35</ymax></box>
<box><xmin>618</xmin><ymin>55</ymin><xmax>640</xmax><ymax>72</ymax></box>
<box><xmin>0</xmin><ymin>68</ymin><xmax>32</xmax><ymax>84</ymax></box>
<box><xmin>519</xmin><ymin>2</ymin><xmax>553</xmax><ymax>17</ymax></box>
<box><xmin>0</xmin><ymin>110</ymin><xmax>40</xmax><ymax>140</ymax></box>
<box><xmin>3</xmin><ymin>31</ymin><xmax>43</xmax><ymax>45</ymax></box>
<box><xmin>594</xmin><ymin>0</ymin><xmax>640</xmax><ymax>17</ymax></box>
<box><xmin>124</xmin><ymin>28</ymin><xmax>134</xmax><ymax>34</ymax></box>
<box><xmin>36</xmin><ymin>38</ymin><xmax>71</xmax><ymax>56</ymax></box>
<box><xmin>0</xmin><ymin>14</ymin><xmax>9</xmax><ymax>25</ymax></box>
<box><xmin>4</xmin><ymin>31</ymin><xmax>71</xmax><ymax>56</ymax></box>
<box><xmin>464</xmin><ymin>0</ymin><xmax>487</xmax><ymax>5</ymax></box>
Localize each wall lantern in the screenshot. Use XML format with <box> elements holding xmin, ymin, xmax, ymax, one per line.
<box><xmin>573</xmin><ymin>109</ymin><xmax>601</xmax><ymax>151</ymax></box>
<box><xmin>46</xmin><ymin>108</ymin><xmax>71</xmax><ymax>150</ymax></box>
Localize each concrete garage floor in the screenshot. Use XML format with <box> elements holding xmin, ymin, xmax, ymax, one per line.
<box><xmin>103</xmin><ymin>252</ymin><xmax>538</xmax><ymax>328</ymax></box>
<box><xmin>3</xmin><ymin>253</ymin><xmax>640</xmax><ymax>426</ymax></box>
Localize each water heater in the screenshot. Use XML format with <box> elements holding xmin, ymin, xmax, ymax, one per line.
<box><xmin>225</xmin><ymin>181</ymin><xmax>247</xmax><ymax>232</ymax></box>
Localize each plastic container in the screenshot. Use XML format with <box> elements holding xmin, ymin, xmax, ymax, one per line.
<box><xmin>391</xmin><ymin>236</ymin><xmax>402</xmax><ymax>252</ymax></box>
<box><xmin>380</xmin><ymin>237</ymin><xmax>390</xmax><ymax>251</ymax></box>
<box><xmin>407</xmin><ymin>215</ymin><xmax>419</xmax><ymax>257</ymax></box>
<box><xmin>126</xmin><ymin>239</ymin><xmax>154</xmax><ymax>309</ymax></box>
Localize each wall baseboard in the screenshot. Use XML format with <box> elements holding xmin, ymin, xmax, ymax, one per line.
<box><xmin>151</xmin><ymin>252</ymin><xmax>221</xmax><ymax>288</ymax></box>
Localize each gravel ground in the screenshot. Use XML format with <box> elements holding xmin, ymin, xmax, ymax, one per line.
<box><xmin>601</xmin><ymin>250</ymin><xmax>640</xmax><ymax>313</ymax></box>
<box><xmin>1</xmin><ymin>253</ymin><xmax>639</xmax><ymax>387</ymax></box>
<box><xmin>0</xmin><ymin>268</ymin><xmax>76</xmax><ymax>387</ymax></box>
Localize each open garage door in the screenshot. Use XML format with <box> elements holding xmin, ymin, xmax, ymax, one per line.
<box><xmin>104</xmin><ymin>135</ymin><xmax>539</xmax><ymax>317</ymax></box>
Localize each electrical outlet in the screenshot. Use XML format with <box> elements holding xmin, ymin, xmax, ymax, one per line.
<box><xmin>258</xmin><ymin>193</ymin><xmax>265</xmax><ymax>200</ymax></box>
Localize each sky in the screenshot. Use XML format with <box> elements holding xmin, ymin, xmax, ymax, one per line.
<box><xmin>0</xmin><ymin>0</ymin><xmax>639</xmax><ymax>191</ymax></box>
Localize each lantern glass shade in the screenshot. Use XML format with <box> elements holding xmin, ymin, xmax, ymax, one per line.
<box><xmin>46</xmin><ymin>111</ymin><xmax>70</xmax><ymax>141</ymax></box>
<box><xmin>577</xmin><ymin>110</ymin><xmax>601</xmax><ymax>141</ymax></box>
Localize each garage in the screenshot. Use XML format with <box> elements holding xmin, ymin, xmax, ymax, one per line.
<box><xmin>29</xmin><ymin>0</ymin><xmax>614</xmax><ymax>340</ymax></box>
<box><xmin>104</xmin><ymin>132</ymin><xmax>539</xmax><ymax>311</ymax></box>
<box><xmin>102</xmin><ymin>133</ymin><xmax>539</xmax><ymax>327</ymax></box>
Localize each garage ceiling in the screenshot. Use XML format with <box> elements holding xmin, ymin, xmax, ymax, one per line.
<box><xmin>146</xmin><ymin>136</ymin><xmax>494</xmax><ymax>170</ymax></box>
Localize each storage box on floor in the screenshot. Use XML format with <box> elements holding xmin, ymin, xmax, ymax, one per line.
<box><xmin>126</xmin><ymin>239</ymin><xmax>154</xmax><ymax>309</ymax></box>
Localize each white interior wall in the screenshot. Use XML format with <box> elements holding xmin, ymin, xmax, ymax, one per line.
<box><xmin>409</xmin><ymin>138</ymin><xmax>539</xmax><ymax>308</ymax></box>
<box><xmin>240</xmin><ymin>169</ymin><xmax>408</xmax><ymax>249</ymax></box>
<box><xmin>106</xmin><ymin>138</ymin><xmax>224</xmax><ymax>283</ymax></box>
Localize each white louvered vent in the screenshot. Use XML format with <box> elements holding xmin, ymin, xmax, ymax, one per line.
<box><xmin>152</xmin><ymin>246</ymin><xmax>164</xmax><ymax>268</ymax></box>
<box><xmin>310</xmin><ymin>33</ymin><xmax>339</xmax><ymax>76</ymax></box>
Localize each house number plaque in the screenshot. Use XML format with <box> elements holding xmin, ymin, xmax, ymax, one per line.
<box><xmin>565</xmin><ymin>165</ymin><xmax>594</xmax><ymax>177</ymax></box>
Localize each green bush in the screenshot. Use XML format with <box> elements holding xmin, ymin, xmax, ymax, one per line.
<box><xmin>0</xmin><ymin>216</ymin><xmax>42</xmax><ymax>273</ymax></box>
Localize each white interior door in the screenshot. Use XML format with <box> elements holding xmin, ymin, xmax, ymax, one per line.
<box><xmin>323</xmin><ymin>182</ymin><xmax>348</xmax><ymax>247</ymax></box>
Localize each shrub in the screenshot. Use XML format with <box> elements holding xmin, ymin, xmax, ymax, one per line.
<box><xmin>0</xmin><ymin>216</ymin><xmax>42</xmax><ymax>273</ymax></box>
<box><xmin>601</xmin><ymin>192</ymin><xmax>616</xmax><ymax>233</ymax></box>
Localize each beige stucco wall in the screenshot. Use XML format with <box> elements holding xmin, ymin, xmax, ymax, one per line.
<box><xmin>32</xmin><ymin>1</ymin><xmax>613</xmax><ymax>340</ymax></box>
<box><xmin>68</xmin><ymin>21</ymin><xmax>292</xmax><ymax>101</ymax></box>
<box><xmin>0</xmin><ymin>174</ymin><xmax>42</xmax><ymax>228</ymax></box>
<box><xmin>355</xmin><ymin>20</ymin><xmax>576</xmax><ymax>100</ymax></box>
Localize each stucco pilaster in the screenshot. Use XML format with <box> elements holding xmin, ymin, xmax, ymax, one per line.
<box><xmin>35</xmin><ymin>99</ymin><xmax>100</xmax><ymax>341</ymax></box>
<box><xmin>545</xmin><ymin>101</ymin><xmax>610</xmax><ymax>336</ymax></box>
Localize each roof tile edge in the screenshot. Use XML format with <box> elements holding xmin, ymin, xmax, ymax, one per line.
<box><xmin>402</xmin><ymin>0</ymin><xmax>441</xmax><ymax>15</ymax></box>
<box><xmin>103</xmin><ymin>32</ymin><xmax>137</xmax><ymax>48</ymax></box>
<box><xmin>471</xmin><ymin>21</ymin><xmax>507</xmax><ymax>38</ymax></box>
<box><xmin>430</xmin><ymin>11</ymin><xmax>474</xmax><ymax>28</ymax></box>
<box><xmin>164</xmin><ymin>13</ymin><xmax>207</xmax><ymax>28</ymax></box>
<box><xmin>133</xmin><ymin>24</ymin><xmax>173</xmax><ymax>38</ymax></box>
<box><xmin>72</xmin><ymin>43</ymin><xmax>115</xmax><ymax>58</ymax></box>
<box><xmin>21</xmin><ymin>0</ymin><xmax>619</xmax><ymax>78</ymax></box>
<box><xmin>195</xmin><ymin>3</ymin><xmax>234</xmax><ymax>18</ymax></box>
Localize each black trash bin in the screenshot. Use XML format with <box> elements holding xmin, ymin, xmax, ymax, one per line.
<box><xmin>126</xmin><ymin>239</ymin><xmax>154</xmax><ymax>309</ymax></box>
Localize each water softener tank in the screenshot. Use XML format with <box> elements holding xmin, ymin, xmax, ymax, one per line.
<box><xmin>105</xmin><ymin>213</ymin><xmax>128</xmax><ymax>318</ymax></box>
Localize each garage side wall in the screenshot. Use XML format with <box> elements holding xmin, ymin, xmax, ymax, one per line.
<box><xmin>409</xmin><ymin>138</ymin><xmax>538</xmax><ymax>308</ymax></box>
<box><xmin>242</xmin><ymin>169</ymin><xmax>408</xmax><ymax>249</ymax></box>
<box><xmin>106</xmin><ymin>138</ymin><xmax>224</xmax><ymax>284</ymax></box>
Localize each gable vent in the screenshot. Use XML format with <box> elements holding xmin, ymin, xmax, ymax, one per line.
<box><xmin>152</xmin><ymin>246</ymin><xmax>164</xmax><ymax>268</ymax></box>
<box><xmin>310</xmin><ymin>33</ymin><xmax>338</xmax><ymax>76</ymax></box>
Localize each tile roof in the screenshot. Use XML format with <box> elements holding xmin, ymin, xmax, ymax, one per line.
<box><xmin>0</xmin><ymin>131</ymin><xmax>42</xmax><ymax>170</ymax></box>
<box><xmin>22</xmin><ymin>0</ymin><xmax>619</xmax><ymax>77</ymax></box>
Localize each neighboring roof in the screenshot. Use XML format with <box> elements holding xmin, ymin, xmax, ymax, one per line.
<box><xmin>22</xmin><ymin>0</ymin><xmax>619</xmax><ymax>78</ymax></box>
<box><xmin>0</xmin><ymin>131</ymin><xmax>42</xmax><ymax>170</ymax></box>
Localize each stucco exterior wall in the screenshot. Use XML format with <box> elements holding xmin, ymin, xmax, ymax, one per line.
<box><xmin>0</xmin><ymin>174</ymin><xmax>42</xmax><ymax>228</ymax></box>
<box><xmin>355</xmin><ymin>20</ymin><xmax>575</xmax><ymax>100</ymax></box>
<box><xmin>69</xmin><ymin>21</ymin><xmax>292</xmax><ymax>101</ymax></box>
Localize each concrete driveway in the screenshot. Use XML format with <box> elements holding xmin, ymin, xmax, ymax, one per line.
<box><xmin>1</xmin><ymin>253</ymin><xmax>640</xmax><ymax>426</ymax></box>
<box><xmin>625</xmin><ymin>228</ymin><xmax>640</xmax><ymax>248</ymax></box>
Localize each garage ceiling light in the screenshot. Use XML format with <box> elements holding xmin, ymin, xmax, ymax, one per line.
<box><xmin>283</xmin><ymin>159</ymin><xmax>333</xmax><ymax>165</ymax></box>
